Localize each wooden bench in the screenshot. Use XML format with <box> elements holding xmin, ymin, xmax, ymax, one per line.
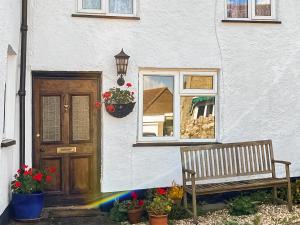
<box><xmin>180</xmin><ymin>140</ymin><xmax>292</xmax><ymax>222</ymax></box>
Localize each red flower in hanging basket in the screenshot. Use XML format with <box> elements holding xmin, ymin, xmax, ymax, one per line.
<box><xmin>22</xmin><ymin>164</ymin><xmax>28</xmax><ymax>169</ymax></box>
<box><xmin>102</xmin><ymin>91</ymin><xmax>112</xmax><ymax>99</ymax></box>
<box><xmin>95</xmin><ymin>101</ymin><xmax>101</xmax><ymax>108</ymax></box>
<box><xmin>106</xmin><ymin>104</ymin><xmax>115</xmax><ymax>113</ymax></box>
<box><xmin>126</xmin><ymin>82</ymin><xmax>133</xmax><ymax>87</ymax></box>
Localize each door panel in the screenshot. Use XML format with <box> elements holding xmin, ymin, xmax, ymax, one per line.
<box><xmin>33</xmin><ymin>75</ymin><xmax>100</xmax><ymax>204</ymax></box>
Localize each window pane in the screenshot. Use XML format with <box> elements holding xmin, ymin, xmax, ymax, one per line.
<box><xmin>82</xmin><ymin>0</ymin><xmax>101</xmax><ymax>9</ymax></box>
<box><xmin>143</xmin><ymin>75</ymin><xmax>174</xmax><ymax>137</ymax></box>
<box><xmin>255</xmin><ymin>0</ymin><xmax>271</xmax><ymax>16</ymax></box>
<box><xmin>42</xmin><ymin>96</ymin><xmax>61</xmax><ymax>142</ymax></box>
<box><xmin>72</xmin><ymin>95</ymin><xmax>90</xmax><ymax>141</ymax></box>
<box><xmin>183</xmin><ymin>75</ymin><xmax>213</xmax><ymax>90</ymax></box>
<box><xmin>181</xmin><ymin>96</ymin><xmax>215</xmax><ymax>139</ymax></box>
<box><xmin>109</xmin><ymin>0</ymin><xmax>133</xmax><ymax>14</ymax></box>
<box><xmin>227</xmin><ymin>0</ymin><xmax>248</xmax><ymax>18</ymax></box>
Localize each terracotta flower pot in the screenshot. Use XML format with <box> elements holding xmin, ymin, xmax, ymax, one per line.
<box><xmin>127</xmin><ymin>207</ymin><xmax>143</xmax><ymax>224</ymax></box>
<box><xmin>149</xmin><ymin>214</ymin><xmax>168</xmax><ymax>225</ymax></box>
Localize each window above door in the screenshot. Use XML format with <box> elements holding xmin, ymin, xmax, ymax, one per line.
<box><xmin>77</xmin><ymin>0</ymin><xmax>137</xmax><ymax>16</ymax></box>
<box><xmin>225</xmin><ymin>0</ymin><xmax>276</xmax><ymax>21</ymax></box>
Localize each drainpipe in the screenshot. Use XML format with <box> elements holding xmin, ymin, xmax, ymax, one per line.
<box><xmin>18</xmin><ymin>0</ymin><xmax>28</xmax><ymax>166</ymax></box>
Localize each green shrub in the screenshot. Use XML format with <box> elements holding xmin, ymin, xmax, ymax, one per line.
<box><xmin>228</xmin><ymin>196</ymin><xmax>258</xmax><ymax>216</ymax></box>
<box><xmin>248</xmin><ymin>191</ymin><xmax>273</xmax><ymax>204</ymax></box>
<box><xmin>109</xmin><ymin>201</ymin><xmax>128</xmax><ymax>222</ymax></box>
<box><xmin>168</xmin><ymin>204</ymin><xmax>190</xmax><ymax>220</ymax></box>
<box><xmin>278</xmin><ymin>180</ymin><xmax>300</xmax><ymax>204</ymax></box>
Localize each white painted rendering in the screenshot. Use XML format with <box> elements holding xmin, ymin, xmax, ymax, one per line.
<box><xmin>0</xmin><ymin>0</ymin><xmax>21</xmax><ymax>216</ymax></box>
<box><xmin>0</xmin><ymin>1</ymin><xmax>300</xmax><ymax>211</ymax></box>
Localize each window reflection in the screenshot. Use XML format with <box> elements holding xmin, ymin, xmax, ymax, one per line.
<box><xmin>183</xmin><ymin>75</ymin><xmax>213</xmax><ymax>90</ymax></box>
<box><xmin>143</xmin><ymin>75</ymin><xmax>174</xmax><ymax>137</ymax></box>
<box><xmin>227</xmin><ymin>0</ymin><xmax>248</xmax><ymax>18</ymax></box>
<box><xmin>181</xmin><ymin>96</ymin><xmax>215</xmax><ymax>139</ymax></box>
<box><xmin>255</xmin><ymin>0</ymin><xmax>271</xmax><ymax>16</ymax></box>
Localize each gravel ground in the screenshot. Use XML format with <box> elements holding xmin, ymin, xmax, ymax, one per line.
<box><xmin>122</xmin><ymin>205</ymin><xmax>300</xmax><ymax>225</ymax></box>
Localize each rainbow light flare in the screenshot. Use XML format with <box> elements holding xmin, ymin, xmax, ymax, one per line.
<box><xmin>80</xmin><ymin>191</ymin><xmax>131</xmax><ymax>209</ymax></box>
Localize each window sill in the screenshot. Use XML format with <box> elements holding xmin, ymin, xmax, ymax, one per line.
<box><xmin>1</xmin><ymin>139</ymin><xmax>16</xmax><ymax>148</ymax></box>
<box><xmin>132</xmin><ymin>142</ymin><xmax>221</xmax><ymax>147</ymax></box>
<box><xmin>222</xmin><ymin>19</ymin><xmax>281</xmax><ymax>24</ymax></box>
<box><xmin>72</xmin><ymin>13</ymin><xmax>140</xmax><ymax>20</ymax></box>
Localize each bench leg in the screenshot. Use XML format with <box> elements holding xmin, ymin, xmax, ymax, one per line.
<box><xmin>183</xmin><ymin>191</ymin><xmax>188</xmax><ymax>209</ymax></box>
<box><xmin>273</xmin><ymin>186</ymin><xmax>278</xmax><ymax>202</ymax></box>
<box><xmin>287</xmin><ymin>181</ymin><xmax>293</xmax><ymax>212</ymax></box>
<box><xmin>192</xmin><ymin>192</ymin><xmax>197</xmax><ymax>224</ymax></box>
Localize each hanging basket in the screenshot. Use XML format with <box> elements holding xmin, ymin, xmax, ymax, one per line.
<box><xmin>105</xmin><ymin>102</ymin><xmax>136</xmax><ymax>118</ymax></box>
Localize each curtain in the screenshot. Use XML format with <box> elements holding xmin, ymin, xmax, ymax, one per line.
<box><xmin>82</xmin><ymin>0</ymin><xmax>101</xmax><ymax>9</ymax></box>
<box><xmin>109</xmin><ymin>0</ymin><xmax>133</xmax><ymax>14</ymax></box>
<box><xmin>227</xmin><ymin>0</ymin><xmax>248</xmax><ymax>18</ymax></box>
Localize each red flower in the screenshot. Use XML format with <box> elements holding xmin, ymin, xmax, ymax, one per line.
<box><xmin>102</xmin><ymin>92</ymin><xmax>112</xmax><ymax>99</ymax></box>
<box><xmin>95</xmin><ymin>101</ymin><xmax>101</xmax><ymax>108</ymax></box>
<box><xmin>21</xmin><ymin>164</ymin><xmax>28</xmax><ymax>169</ymax></box>
<box><xmin>131</xmin><ymin>191</ymin><xmax>138</xmax><ymax>200</ymax></box>
<box><xmin>157</xmin><ymin>188</ymin><xmax>167</xmax><ymax>195</ymax></box>
<box><xmin>33</xmin><ymin>172</ymin><xmax>43</xmax><ymax>182</ymax></box>
<box><xmin>17</xmin><ymin>169</ymin><xmax>22</xmax><ymax>174</ymax></box>
<box><xmin>15</xmin><ymin>181</ymin><xmax>22</xmax><ymax>188</ymax></box>
<box><xmin>106</xmin><ymin>105</ymin><xmax>115</xmax><ymax>113</ymax></box>
<box><xmin>46</xmin><ymin>175</ymin><xmax>52</xmax><ymax>183</ymax></box>
<box><xmin>126</xmin><ymin>82</ymin><xmax>132</xmax><ymax>88</ymax></box>
<box><xmin>131</xmin><ymin>91</ymin><xmax>134</xmax><ymax>95</ymax></box>
<box><xmin>138</xmin><ymin>200</ymin><xmax>144</xmax><ymax>206</ymax></box>
<box><xmin>24</xmin><ymin>169</ymin><xmax>32</xmax><ymax>176</ymax></box>
<box><xmin>49</xmin><ymin>167</ymin><xmax>56</xmax><ymax>173</ymax></box>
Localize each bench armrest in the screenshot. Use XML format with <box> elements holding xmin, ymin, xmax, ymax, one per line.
<box><xmin>272</xmin><ymin>160</ymin><xmax>291</xmax><ymax>165</ymax></box>
<box><xmin>182</xmin><ymin>168</ymin><xmax>196</xmax><ymax>175</ymax></box>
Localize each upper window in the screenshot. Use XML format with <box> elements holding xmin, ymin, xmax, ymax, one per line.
<box><xmin>226</xmin><ymin>0</ymin><xmax>276</xmax><ymax>20</ymax></box>
<box><xmin>138</xmin><ymin>70</ymin><xmax>218</xmax><ymax>143</ymax></box>
<box><xmin>78</xmin><ymin>0</ymin><xmax>136</xmax><ymax>16</ymax></box>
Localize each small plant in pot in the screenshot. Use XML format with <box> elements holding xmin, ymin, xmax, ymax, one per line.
<box><xmin>168</xmin><ymin>181</ymin><xmax>184</xmax><ymax>206</ymax></box>
<box><xmin>146</xmin><ymin>188</ymin><xmax>173</xmax><ymax>225</ymax></box>
<box><xmin>121</xmin><ymin>191</ymin><xmax>144</xmax><ymax>224</ymax></box>
<box><xmin>11</xmin><ymin>165</ymin><xmax>56</xmax><ymax>221</ymax></box>
<box><xmin>97</xmin><ymin>82</ymin><xmax>135</xmax><ymax>118</ymax></box>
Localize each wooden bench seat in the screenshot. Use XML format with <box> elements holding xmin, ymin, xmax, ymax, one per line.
<box><xmin>180</xmin><ymin>140</ymin><xmax>292</xmax><ymax>223</ymax></box>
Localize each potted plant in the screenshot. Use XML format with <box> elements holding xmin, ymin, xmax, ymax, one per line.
<box><xmin>121</xmin><ymin>191</ymin><xmax>144</xmax><ymax>224</ymax></box>
<box><xmin>97</xmin><ymin>82</ymin><xmax>135</xmax><ymax>118</ymax></box>
<box><xmin>168</xmin><ymin>181</ymin><xmax>184</xmax><ymax>206</ymax></box>
<box><xmin>146</xmin><ymin>188</ymin><xmax>173</xmax><ymax>225</ymax></box>
<box><xmin>11</xmin><ymin>165</ymin><xmax>56</xmax><ymax>221</ymax></box>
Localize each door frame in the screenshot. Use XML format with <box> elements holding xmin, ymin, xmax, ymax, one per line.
<box><xmin>32</xmin><ymin>71</ymin><xmax>102</xmax><ymax>196</ymax></box>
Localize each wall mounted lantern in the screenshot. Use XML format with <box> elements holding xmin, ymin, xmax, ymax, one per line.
<box><xmin>115</xmin><ymin>49</ymin><xmax>130</xmax><ymax>86</ymax></box>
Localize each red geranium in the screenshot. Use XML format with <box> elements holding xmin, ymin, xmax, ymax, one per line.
<box><xmin>24</xmin><ymin>169</ymin><xmax>32</xmax><ymax>176</ymax></box>
<box><xmin>49</xmin><ymin>167</ymin><xmax>56</xmax><ymax>173</ymax></box>
<box><xmin>22</xmin><ymin>164</ymin><xmax>28</xmax><ymax>169</ymax></box>
<box><xmin>102</xmin><ymin>91</ymin><xmax>112</xmax><ymax>99</ymax></box>
<box><xmin>95</xmin><ymin>101</ymin><xmax>101</xmax><ymax>108</ymax></box>
<box><xmin>46</xmin><ymin>175</ymin><xmax>52</xmax><ymax>183</ymax></box>
<box><xmin>157</xmin><ymin>188</ymin><xmax>167</xmax><ymax>195</ymax></box>
<box><xmin>15</xmin><ymin>181</ymin><xmax>22</xmax><ymax>188</ymax></box>
<box><xmin>131</xmin><ymin>191</ymin><xmax>138</xmax><ymax>200</ymax></box>
<box><xmin>126</xmin><ymin>82</ymin><xmax>133</xmax><ymax>87</ymax></box>
<box><xmin>106</xmin><ymin>104</ymin><xmax>115</xmax><ymax>113</ymax></box>
<box><xmin>138</xmin><ymin>200</ymin><xmax>144</xmax><ymax>206</ymax></box>
<box><xmin>33</xmin><ymin>172</ymin><xmax>43</xmax><ymax>182</ymax></box>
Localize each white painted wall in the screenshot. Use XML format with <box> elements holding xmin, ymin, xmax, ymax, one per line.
<box><xmin>0</xmin><ymin>0</ymin><xmax>21</xmax><ymax>215</ymax></box>
<box><xmin>24</xmin><ymin>0</ymin><xmax>300</xmax><ymax>193</ymax></box>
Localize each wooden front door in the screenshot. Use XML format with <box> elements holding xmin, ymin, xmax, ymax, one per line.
<box><xmin>33</xmin><ymin>73</ymin><xmax>101</xmax><ymax>205</ymax></box>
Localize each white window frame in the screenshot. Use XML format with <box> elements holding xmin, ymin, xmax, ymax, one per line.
<box><xmin>138</xmin><ymin>70</ymin><xmax>218</xmax><ymax>143</ymax></box>
<box><xmin>225</xmin><ymin>0</ymin><xmax>276</xmax><ymax>21</ymax></box>
<box><xmin>77</xmin><ymin>0</ymin><xmax>137</xmax><ymax>16</ymax></box>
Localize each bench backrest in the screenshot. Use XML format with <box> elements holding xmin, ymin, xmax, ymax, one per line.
<box><xmin>181</xmin><ymin>140</ymin><xmax>274</xmax><ymax>182</ymax></box>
